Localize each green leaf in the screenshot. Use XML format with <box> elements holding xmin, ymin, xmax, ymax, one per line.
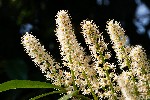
<box><xmin>0</xmin><ymin>80</ymin><xmax>65</xmax><ymax>92</ymax></box>
<box><xmin>75</xmin><ymin>95</ymin><xmax>91</xmax><ymax>100</ymax></box>
<box><xmin>58</xmin><ymin>90</ymin><xmax>78</xmax><ymax>100</ymax></box>
<box><xmin>30</xmin><ymin>90</ymin><xmax>66</xmax><ymax>100</ymax></box>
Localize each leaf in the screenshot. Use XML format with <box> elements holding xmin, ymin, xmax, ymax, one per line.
<box><xmin>0</xmin><ymin>80</ymin><xmax>65</xmax><ymax>92</ymax></box>
<box><xmin>30</xmin><ymin>90</ymin><xmax>66</xmax><ymax>100</ymax></box>
<box><xmin>75</xmin><ymin>95</ymin><xmax>91</xmax><ymax>100</ymax></box>
<box><xmin>58</xmin><ymin>90</ymin><xmax>78</xmax><ymax>100</ymax></box>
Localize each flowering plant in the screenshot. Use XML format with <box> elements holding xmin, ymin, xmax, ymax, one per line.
<box><xmin>0</xmin><ymin>10</ymin><xmax>149</xmax><ymax>100</ymax></box>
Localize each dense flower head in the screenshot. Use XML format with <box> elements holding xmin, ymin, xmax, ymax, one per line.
<box><xmin>129</xmin><ymin>45</ymin><xmax>150</xmax><ymax>99</ymax></box>
<box><xmin>21</xmin><ymin>32</ymin><xmax>56</xmax><ymax>72</ymax></box>
<box><xmin>117</xmin><ymin>71</ymin><xmax>137</xmax><ymax>100</ymax></box>
<box><xmin>21</xmin><ymin>32</ymin><xmax>65</xmax><ymax>86</ymax></box>
<box><xmin>81</xmin><ymin>20</ymin><xmax>108</xmax><ymax>62</ymax></box>
<box><xmin>55</xmin><ymin>10</ymin><xmax>89</xmax><ymax>70</ymax></box>
<box><xmin>129</xmin><ymin>45</ymin><xmax>150</xmax><ymax>75</ymax></box>
<box><xmin>106</xmin><ymin>20</ymin><xmax>131</xmax><ymax>69</ymax></box>
<box><xmin>106</xmin><ymin>20</ymin><xmax>127</xmax><ymax>48</ymax></box>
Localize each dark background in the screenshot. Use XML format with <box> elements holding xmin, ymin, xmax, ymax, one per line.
<box><xmin>0</xmin><ymin>0</ymin><xmax>150</xmax><ymax>99</ymax></box>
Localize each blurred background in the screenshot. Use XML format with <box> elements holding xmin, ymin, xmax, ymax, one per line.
<box><xmin>0</xmin><ymin>0</ymin><xmax>150</xmax><ymax>99</ymax></box>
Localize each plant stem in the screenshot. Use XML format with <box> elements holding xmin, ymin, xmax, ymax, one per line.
<box><xmin>82</xmin><ymin>71</ymin><xmax>98</xmax><ymax>100</ymax></box>
<box><xmin>71</xmin><ymin>70</ymin><xmax>77</xmax><ymax>91</ymax></box>
<box><xmin>77</xmin><ymin>61</ymin><xmax>98</xmax><ymax>100</ymax></box>
<box><xmin>96</xmin><ymin>42</ymin><xmax>117</xmax><ymax>100</ymax></box>
<box><xmin>141</xmin><ymin>67</ymin><xmax>150</xmax><ymax>95</ymax></box>
<box><xmin>69</xmin><ymin>55</ymin><xmax>77</xmax><ymax>91</ymax></box>
<box><xmin>105</xmin><ymin>69</ymin><xmax>117</xmax><ymax>100</ymax></box>
<box><xmin>121</xmin><ymin>47</ymin><xmax>139</xmax><ymax>96</ymax></box>
<box><xmin>100</xmin><ymin>52</ymin><xmax>117</xmax><ymax>100</ymax></box>
<box><xmin>75</xmin><ymin>95</ymin><xmax>91</xmax><ymax>100</ymax></box>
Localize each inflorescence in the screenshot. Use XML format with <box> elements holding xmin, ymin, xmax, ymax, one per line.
<box><xmin>21</xmin><ymin>10</ymin><xmax>150</xmax><ymax>100</ymax></box>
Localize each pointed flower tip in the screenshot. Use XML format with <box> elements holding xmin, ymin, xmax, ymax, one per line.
<box><xmin>106</xmin><ymin>19</ymin><xmax>118</xmax><ymax>27</ymax></box>
<box><xmin>55</xmin><ymin>9</ymin><xmax>72</xmax><ymax>27</ymax></box>
<box><xmin>56</xmin><ymin>10</ymin><xmax>69</xmax><ymax>19</ymax></box>
<box><xmin>81</xmin><ymin>20</ymin><xmax>99</xmax><ymax>35</ymax></box>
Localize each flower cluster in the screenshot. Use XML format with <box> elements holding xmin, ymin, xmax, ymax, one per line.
<box><xmin>21</xmin><ymin>33</ymin><xmax>64</xmax><ymax>86</ymax></box>
<box><xmin>21</xmin><ymin>10</ymin><xmax>150</xmax><ymax>100</ymax></box>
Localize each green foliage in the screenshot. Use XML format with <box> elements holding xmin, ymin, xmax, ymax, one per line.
<box><xmin>30</xmin><ymin>90</ymin><xmax>66</xmax><ymax>100</ymax></box>
<box><xmin>58</xmin><ymin>90</ymin><xmax>78</xmax><ymax>100</ymax></box>
<box><xmin>0</xmin><ymin>80</ymin><xmax>90</xmax><ymax>100</ymax></box>
<box><xmin>0</xmin><ymin>80</ymin><xmax>65</xmax><ymax>92</ymax></box>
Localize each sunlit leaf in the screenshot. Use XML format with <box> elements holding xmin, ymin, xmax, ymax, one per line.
<box><xmin>0</xmin><ymin>80</ymin><xmax>65</xmax><ymax>92</ymax></box>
